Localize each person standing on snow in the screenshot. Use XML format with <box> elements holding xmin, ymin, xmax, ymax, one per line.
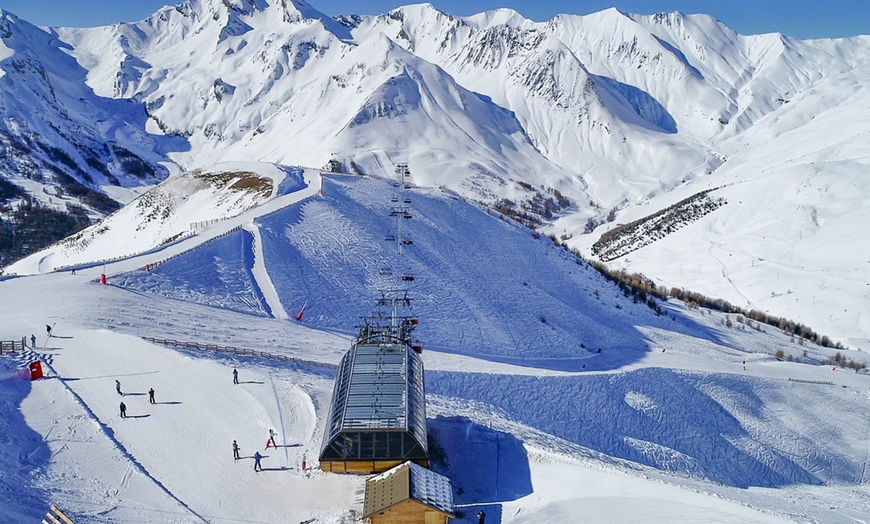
<box><xmin>253</xmin><ymin>451</ymin><xmax>263</xmax><ymax>472</ymax></box>
<box><xmin>120</xmin><ymin>402</ymin><xmax>127</xmax><ymax>418</ymax></box>
<box><xmin>233</xmin><ymin>368</ymin><xmax>239</xmax><ymax>385</ymax></box>
<box><xmin>148</xmin><ymin>388</ymin><xmax>156</xmax><ymax>404</ymax></box>
<box><xmin>266</xmin><ymin>429</ymin><xmax>277</xmax><ymax>449</ymax></box>
<box><xmin>233</xmin><ymin>440</ymin><xmax>240</xmax><ymax>460</ymax></box>
<box><xmin>30</xmin><ymin>334</ymin><xmax>36</xmax><ymax>348</ymax></box>
<box><xmin>116</xmin><ymin>379</ymin><xmax>123</xmax><ymax>396</ymax></box>
<box><xmin>46</xmin><ymin>324</ymin><xmax>52</xmax><ymax>337</ymax></box>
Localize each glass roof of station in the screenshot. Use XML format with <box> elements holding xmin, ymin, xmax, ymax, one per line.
<box><xmin>323</xmin><ymin>340</ymin><xmax>427</xmax><ymax>449</ymax></box>
<box><xmin>344</xmin><ymin>344</ymin><xmax>408</xmax><ymax>429</ymax></box>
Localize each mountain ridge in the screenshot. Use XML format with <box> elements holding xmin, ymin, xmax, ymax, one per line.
<box><xmin>1</xmin><ymin>2</ymin><xmax>868</xmax><ymax>348</ymax></box>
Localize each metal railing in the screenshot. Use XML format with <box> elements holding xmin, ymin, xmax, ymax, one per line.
<box><xmin>141</xmin><ymin>337</ymin><xmax>337</xmax><ymax>371</ymax></box>
<box><xmin>0</xmin><ymin>338</ymin><xmax>26</xmax><ymax>354</ymax></box>
<box><xmin>787</xmin><ymin>377</ymin><xmax>834</xmax><ymax>385</ymax></box>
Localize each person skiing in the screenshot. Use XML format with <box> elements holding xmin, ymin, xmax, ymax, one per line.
<box><xmin>266</xmin><ymin>429</ymin><xmax>277</xmax><ymax>449</ymax></box>
<box><xmin>120</xmin><ymin>402</ymin><xmax>127</xmax><ymax>418</ymax></box>
<box><xmin>233</xmin><ymin>368</ymin><xmax>239</xmax><ymax>385</ymax></box>
<box><xmin>148</xmin><ymin>388</ymin><xmax>155</xmax><ymax>404</ymax></box>
<box><xmin>116</xmin><ymin>379</ymin><xmax>123</xmax><ymax>396</ymax></box>
<box><xmin>30</xmin><ymin>334</ymin><xmax>36</xmax><ymax>348</ymax></box>
<box><xmin>233</xmin><ymin>440</ymin><xmax>240</xmax><ymax>460</ymax></box>
<box><xmin>253</xmin><ymin>451</ymin><xmax>263</xmax><ymax>472</ymax></box>
<box><xmin>46</xmin><ymin>324</ymin><xmax>52</xmax><ymax>337</ymax></box>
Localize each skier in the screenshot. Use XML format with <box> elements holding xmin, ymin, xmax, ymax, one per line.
<box><xmin>116</xmin><ymin>379</ymin><xmax>123</xmax><ymax>396</ymax></box>
<box><xmin>477</xmin><ymin>510</ymin><xmax>486</xmax><ymax>524</ymax></box>
<box><xmin>30</xmin><ymin>334</ymin><xmax>36</xmax><ymax>348</ymax></box>
<box><xmin>46</xmin><ymin>324</ymin><xmax>52</xmax><ymax>337</ymax></box>
<box><xmin>266</xmin><ymin>429</ymin><xmax>277</xmax><ymax>449</ymax></box>
<box><xmin>233</xmin><ymin>440</ymin><xmax>240</xmax><ymax>460</ymax></box>
<box><xmin>70</xmin><ymin>268</ymin><xmax>76</xmax><ymax>275</ymax></box>
<box><xmin>120</xmin><ymin>402</ymin><xmax>127</xmax><ymax>418</ymax></box>
<box><xmin>233</xmin><ymin>368</ymin><xmax>239</xmax><ymax>385</ymax></box>
<box><xmin>148</xmin><ymin>388</ymin><xmax>156</xmax><ymax>404</ymax></box>
<box><xmin>253</xmin><ymin>451</ymin><xmax>263</xmax><ymax>472</ymax></box>
<box><xmin>743</xmin><ymin>360</ymin><xmax>746</xmax><ymax>371</ymax></box>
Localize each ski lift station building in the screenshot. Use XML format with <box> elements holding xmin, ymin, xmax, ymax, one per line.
<box><xmin>319</xmin><ymin>329</ymin><xmax>428</xmax><ymax>474</ymax></box>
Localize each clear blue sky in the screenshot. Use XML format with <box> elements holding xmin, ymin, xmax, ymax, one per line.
<box><xmin>1</xmin><ymin>0</ymin><xmax>867</xmax><ymax>39</ymax></box>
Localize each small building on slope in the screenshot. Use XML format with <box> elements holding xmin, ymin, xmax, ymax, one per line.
<box><xmin>364</xmin><ymin>461</ymin><xmax>454</xmax><ymax>524</ymax></box>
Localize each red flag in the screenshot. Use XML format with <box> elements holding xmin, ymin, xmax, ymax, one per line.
<box><xmin>296</xmin><ymin>300</ymin><xmax>308</xmax><ymax>321</ymax></box>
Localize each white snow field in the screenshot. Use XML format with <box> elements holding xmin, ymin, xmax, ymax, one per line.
<box><xmin>2</xmin><ymin>170</ymin><xmax>870</xmax><ymax>523</ymax></box>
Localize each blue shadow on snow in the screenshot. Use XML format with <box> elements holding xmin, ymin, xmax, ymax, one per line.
<box><xmin>0</xmin><ymin>364</ymin><xmax>52</xmax><ymax>522</ymax></box>
<box><xmin>428</xmin><ymin>416</ymin><xmax>531</xmax><ymax>523</ymax></box>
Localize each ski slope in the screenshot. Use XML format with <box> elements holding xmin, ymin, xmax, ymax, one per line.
<box><xmin>2</xmin><ymin>173</ymin><xmax>870</xmax><ymax>523</ymax></box>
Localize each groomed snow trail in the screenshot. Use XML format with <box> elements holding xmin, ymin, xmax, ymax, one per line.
<box><xmin>243</xmin><ymin>223</ymin><xmax>288</xmax><ymax>319</ymax></box>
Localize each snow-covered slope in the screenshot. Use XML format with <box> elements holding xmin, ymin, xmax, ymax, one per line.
<box><xmin>3</xmin><ymin>171</ymin><xmax>870</xmax><ymax>523</ymax></box>
<box><xmin>4</xmin><ymin>162</ymin><xmax>310</xmax><ymax>275</ymax></box>
<box><xmin>1</xmin><ymin>1</ymin><xmax>869</xmax><ymax>345</ymax></box>
<box><xmin>0</xmin><ymin>12</ymin><xmax>178</xmax><ymax>213</ymax></box>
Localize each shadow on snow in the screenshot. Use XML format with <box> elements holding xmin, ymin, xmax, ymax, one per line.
<box><xmin>0</xmin><ymin>366</ymin><xmax>51</xmax><ymax>523</ymax></box>
<box><xmin>429</xmin><ymin>416</ymin><xmax>531</xmax><ymax>522</ymax></box>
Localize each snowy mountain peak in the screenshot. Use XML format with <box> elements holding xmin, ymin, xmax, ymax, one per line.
<box><xmin>389</xmin><ymin>3</ymin><xmax>450</xmax><ymax>19</ymax></box>
<box><xmin>464</xmin><ymin>7</ymin><xmax>529</xmax><ymax>28</ymax></box>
